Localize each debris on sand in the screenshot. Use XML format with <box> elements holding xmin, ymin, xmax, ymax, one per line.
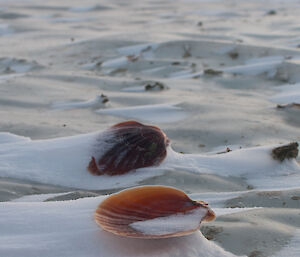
<box><xmin>277</xmin><ymin>103</ymin><xmax>300</xmax><ymax>110</ymax></box>
<box><xmin>145</xmin><ymin>81</ymin><xmax>166</xmax><ymax>91</ymax></box>
<box><xmin>272</xmin><ymin>142</ymin><xmax>299</xmax><ymax>162</ymax></box>
<box><xmin>204</xmin><ymin>68</ymin><xmax>223</xmax><ymax>75</ymax></box>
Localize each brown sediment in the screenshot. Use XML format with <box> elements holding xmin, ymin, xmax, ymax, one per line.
<box><xmin>201</xmin><ymin>225</ymin><xmax>224</xmax><ymax>240</ymax></box>
<box><xmin>204</xmin><ymin>68</ymin><xmax>223</xmax><ymax>75</ymax></box>
<box><xmin>228</xmin><ymin>52</ymin><xmax>239</xmax><ymax>59</ymax></box>
<box><xmin>271</xmin><ymin>142</ymin><xmax>299</xmax><ymax>162</ymax></box>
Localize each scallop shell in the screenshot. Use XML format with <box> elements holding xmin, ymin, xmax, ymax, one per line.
<box><xmin>94</xmin><ymin>185</ymin><xmax>215</xmax><ymax>238</ymax></box>
<box><xmin>88</xmin><ymin>121</ymin><xmax>169</xmax><ymax>176</ymax></box>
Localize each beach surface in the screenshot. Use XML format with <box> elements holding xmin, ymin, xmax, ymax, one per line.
<box><xmin>0</xmin><ymin>0</ymin><xmax>300</xmax><ymax>256</ymax></box>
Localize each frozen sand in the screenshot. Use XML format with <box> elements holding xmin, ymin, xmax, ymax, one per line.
<box><xmin>1</xmin><ymin>0</ymin><xmax>300</xmax><ymax>256</ymax></box>
<box><xmin>0</xmin><ymin>131</ymin><xmax>298</xmax><ymax>190</ymax></box>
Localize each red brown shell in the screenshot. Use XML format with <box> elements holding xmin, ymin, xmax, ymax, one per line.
<box><xmin>94</xmin><ymin>185</ymin><xmax>215</xmax><ymax>238</ymax></box>
<box><xmin>88</xmin><ymin>121</ymin><xmax>169</xmax><ymax>176</ymax></box>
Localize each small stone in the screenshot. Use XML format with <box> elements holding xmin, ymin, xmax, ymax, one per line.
<box><xmin>228</xmin><ymin>52</ymin><xmax>239</xmax><ymax>59</ymax></box>
<box><xmin>100</xmin><ymin>94</ymin><xmax>109</xmax><ymax>104</ymax></box>
<box><xmin>144</xmin><ymin>81</ymin><xmax>166</xmax><ymax>91</ymax></box>
<box><xmin>266</xmin><ymin>10</ymin><xmax>277</xmax><ymax>15</ymax></box>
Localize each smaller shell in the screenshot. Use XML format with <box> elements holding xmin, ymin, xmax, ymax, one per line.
<box><xmin>88</xmin><ymin>121</ymin><xmax>169</xmax><ymax>176</ymax></box>
<box><xmin>94</xmin><ymin>185</ymin><xmax>215</xmax><ymax>239</ymax></box>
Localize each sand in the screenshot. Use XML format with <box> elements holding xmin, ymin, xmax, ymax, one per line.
<box><xmin>1</xmin><ymin>0</ymin><xmax>300</xmax><ymax>256</ymax></box>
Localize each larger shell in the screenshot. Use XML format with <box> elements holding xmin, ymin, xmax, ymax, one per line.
<box><xmin>94</xmin><ymin>185</ymin><xmax>215</xmax><ymax>238</ymax></box>
<box><xmin>88</xmin><ymin>121</ymin><xmax>169</xmax><ymax>176</ymax></box>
